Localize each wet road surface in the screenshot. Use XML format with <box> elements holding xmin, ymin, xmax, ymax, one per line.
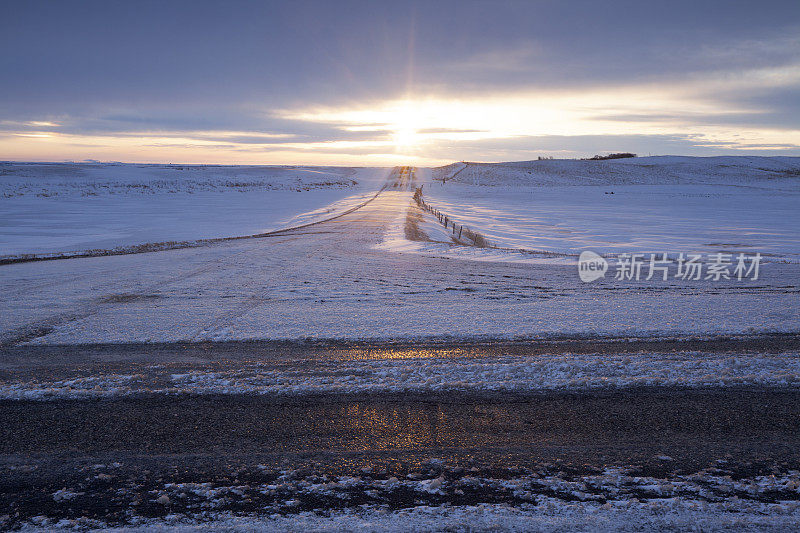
<box><xmin>2</xmin><ymin>386</ymin><xmax>800</xmax><ymax>527</ymax></box>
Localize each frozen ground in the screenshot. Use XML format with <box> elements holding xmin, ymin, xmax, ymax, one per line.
<box><xmin>0</xmin><ymin>162</ymin><xmax>388</xmax><ymax>258</ymax></box>
<box><xmin>17</xmin><ymin>498</ymin><xmax>800</xmax><ymax>532</ymax></box>
<box><xmin>2</xmin><ymin>159</ymin><xmax>799</xmax><ymax>530</ymax></box>
<box><xmin>1</xmin><ymin>161</ymin><xmax>798</xmax><ymax>345</ymax></box>
<box><xmin>2</xmin><ymin>203</ymin><xmax>797</xmax><ymax>343</ymax></box>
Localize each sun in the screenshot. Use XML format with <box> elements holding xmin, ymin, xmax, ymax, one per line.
<box><xmin>392</xmin><ymin>126</ymin><xmax>419</xmax><ymax>150</ymax></box>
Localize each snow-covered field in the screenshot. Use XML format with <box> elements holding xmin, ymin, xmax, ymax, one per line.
<box><xmin>4</xmin><ymin>157</ymin><xmax>799</xmax><ymax>264</ymax></box>
<box><xmin>2</xmin><ymin>158</ymin><xmax>798</xmax><ymax>345</ymax></box>
<box><xmin>0</xmin><ymin>162</ymin><xmax>388</xmax><ymax>258</ymax></box>
<box><xmin>399</xmin><ymin>157</ymin><xmax>800</xmax><ymax>262</ymax></box>
<box><xmin>432</xmin><ymin>156</ymin><xmax>800</xmax><ymax>187</ymax></box>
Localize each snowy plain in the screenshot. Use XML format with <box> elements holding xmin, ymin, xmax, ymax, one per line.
<box><xmin>0</xmin><ymin>162</ymin><xmax>388</xmax><ymax>258</ymax></box>
<box><xmin>391</xmin><ymin>156</ymin><xmax>800</xmax><ymax>263</ymax></box>
<box><xmin>1</xmin><ymin>158</ymin><xmax>799</xmax><ymax>346</ymax></box>
<box><xmin>3</xmin><ymin>157</ymin><xmax>799</xmax><ymax>264</ymax></box>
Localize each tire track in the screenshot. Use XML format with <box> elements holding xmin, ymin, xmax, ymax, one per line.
<box><xmin>185</xmin><ymin>167</ymin><xmax>416</xmax><ymax>340</ymax></box>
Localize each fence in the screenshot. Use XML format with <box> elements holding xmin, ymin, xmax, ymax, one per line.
<box><xmin>412</xmin><ymin>187</ymin><xmax>488</xmax><ymax>248</ymax></box>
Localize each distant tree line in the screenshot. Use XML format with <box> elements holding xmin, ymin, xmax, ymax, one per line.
<box><xmin>584</xmin><ymin>153</ymin><xmax>637</xmax><ymax>160</ymax></box>
<box><xmin>534</xmin><ymin>153</ymin><xmax>637</xmax><ymax>161</ymax></box>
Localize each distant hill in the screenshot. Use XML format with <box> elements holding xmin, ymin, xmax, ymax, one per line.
<box><xmin>431</xmin><ymin>156</ymin><xmax>800</xmax><ymax>187</ymax></box>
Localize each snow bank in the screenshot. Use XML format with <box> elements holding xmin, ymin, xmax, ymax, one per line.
<box><xmin>24</xmin><ymin>502</ymin><xmax>799</xmax><ymax>532</ymax></box>
<box><xmin>19</xmin><ymin>469</ymin><xmax>800</xmax><ymax>532</ymax></box>
<box><xmin>15</xmin><ymin>462</ymin><xmax>800</xmax><ymax>530</ymax></box>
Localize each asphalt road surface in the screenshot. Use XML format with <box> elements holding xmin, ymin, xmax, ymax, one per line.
<box><xmin>2</xmin><ymin>381</ymin><xmax>800</xmax><ymax>526</ymax></box>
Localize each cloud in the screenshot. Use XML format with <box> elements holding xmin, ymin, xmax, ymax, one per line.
<box><xmin>444</xmin><ymin>42</ymin><xmax>545</xmax><ymax>73</ymax></box>
<box><xmin>2</xmin><ymin>1</ymin><xmax>800</xmax><ymax>163</ymax></box>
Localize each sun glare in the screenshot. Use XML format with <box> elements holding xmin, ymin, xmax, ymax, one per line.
<box><xmin>392</xmin><ymin>126</ymin><xmax>419</xmax><ymax>150</ymax></box>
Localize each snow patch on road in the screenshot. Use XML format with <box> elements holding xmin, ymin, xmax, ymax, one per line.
<box><xmin>4</xmin><ymin>352</ymin><xmax>800</xmax><ymax>399</ymax></box>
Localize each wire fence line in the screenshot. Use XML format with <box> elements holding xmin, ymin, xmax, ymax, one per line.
<box><xmin>412</xmin><ymin>186</ymin><xmax>489</xmax><ymax>248</ymax></box>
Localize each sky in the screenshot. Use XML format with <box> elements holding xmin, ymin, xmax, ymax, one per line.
<box><xmin>1</xmin><ymin>0</ymin><xmax>799</xmax><ymax>165</ymax></box>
